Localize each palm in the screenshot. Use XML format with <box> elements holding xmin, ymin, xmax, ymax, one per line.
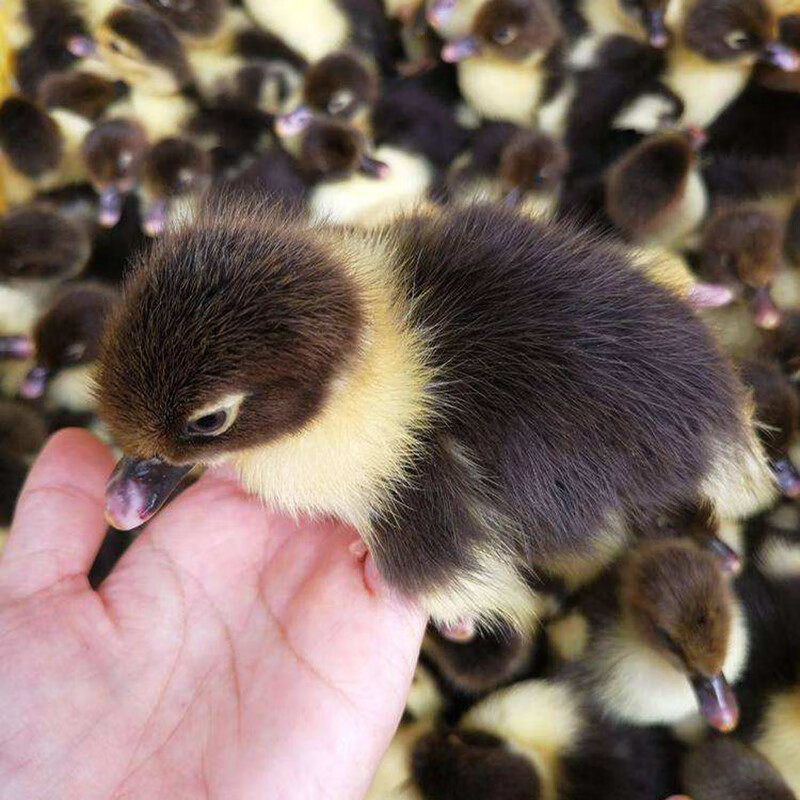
<box><xmin>0</xmin><ymin>431</ymin><xmax>424</xmax><ymax>800</ymax></box>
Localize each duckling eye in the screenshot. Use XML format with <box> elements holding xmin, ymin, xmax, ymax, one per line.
<box><xmin>725</xmin><ymin>30</ymin><xmax>750</xmax><ymax>50</ymax></box>
<box><xmin>493</xmin><ymin>25</ymin><xmax>518</xmax><ymax>45</ymax></box>
<box><xmin>654</xmin><ymin>626</ymin><xmax>683</xmax><ymax>658</ymax></box>
<box><xmin>327</xmin><ymin>89</ymin><xmax>354</xmax><ymax>115</ymax></box>
<box><xmin>109</xmin><ymin>41</ymin><xmax>122</xmax><ymax>54</ymax></box>
<box><xmin>185</xmin><ymin>409</ymin><xmax>229</xmax><ymax>436</ymax></box>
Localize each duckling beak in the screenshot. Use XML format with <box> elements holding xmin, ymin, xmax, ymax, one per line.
<box><xmin>752</xmin><ymin>287</ymin><xmax>782</xmax><ymax>329</ymax></box>
<box><xmin>762</xmin><ymin>43</ymin><xmax>800</xmax><ymax>72</ymax></box>
<box><xmin>441</xmin><ymin>36</ymin><xmax>480</xmax><ymax>63</ymax></box>
<box><xmin>645</xmin><ymin>11</ymin><xmax>670</xmax><ymax>49</ymax></box>
<box><xmin>772</xmin><ymin>458</ymin><xmax>800</xmax><ymax>498</ymax></box>
<box><xmin>0</xmin><ymin>336</ymin><xmax>34</xmax><ymax>360</ymax></box>
<box><xmin>141</xmin><ymin>199</ymin><xmax>168</xmax><ymax>238</ymax></box>
<box><xmin>426</xmin><ymin>0</ymin><xmax>456</xmax><ymax>29</ymax></box>
<box><xmin>702</xmin><ymin>536</ymin><xmax>742</xmax><ymax>575</ymax></box>
<box><xmin>358</xmin><ymin>155</ymin><xmax>390</xmax><ymax>179</ymax></box>
<box><xmin>67</xmin><ymin>35</ymin><xmax>97</xmax><ymax>58</ymax></box>
<box><xmin>275</xmin><ymin>106</ymin><xmax>313</xmax><ymax>138</ymax></box>
<box><xmin>19</xmin><ymin>365</ymin><xmax>50</xmax><ymax>400</ymax></box>
<box><xmin>692</xmin><ymin>673</ymin><xmax>739</xmax><ymax>732</ymax></box>
<box><xmin>105</xmin><ymin>456</ymin><xmax>193</xmax><ymax>531</ymax></box>
<box><xmin>98</xmin><ymin>186</ymin><xmax>124</xmax><ymax>228</ymax></box>
<box><xmin>686</xmin><ymin>282</ymin><xmax>736</xmax><ymax>310</ymax></box>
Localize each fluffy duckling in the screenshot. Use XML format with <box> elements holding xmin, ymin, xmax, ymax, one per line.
<box><xmin>738</xmin><ymin>358</ymin><xmax>800</xmax><ymax>497</ymax></box>
<box><xmin>19</xmin><ymin>283</ymin><xmax>118</xmax><ymax>411</ymax></box>
<box><xmin>80</xmin><ymin>118</ymin><xmax>149</xmax><ymax>228</ymax></box>
<box><xmin>698</xmin><ymin>205</ymin><xmax>785</xmax><ymax>330</ymax></box>
<box><xmin>0</xmin><ymin>96</ymin><xmax>92</xmax><ymax>205</ymax></box>
<box><xmin>135</xmin><ymin>0</ymin><xmax>227</xmax><ymax>41</ymax></box>
<box><xmin>680</xmin><ymin>737</ymin><xmax>796</xmax><ymax>799</ymax></box>
<box><xmin>440</xmin><ymin>0</ymin><xmax>567</xmax><ymax>127</ymax></box>
<box><xmin>552</xmin><ymin>538</ymin><xmax>748</xmax><ymax>733</ymax></box>
<box><xmin>96</xmin><ymin>201</ymin><xmax>773</xmax><ymax>631</ymax></box>
<box><xmin>37</xmin><ymin>70</ymin><xmax>129</xmax><ymax>121</ymax></box>
<box><xmin>447</xmin><ymin>122</ymin><xmax>568</xmax><ymax>214</ymax></box>
<box><xmin>139</xmin><ymin>137</ymin><xmax>211</xmax><ymax>236</ymax></box>
<box><xmin>242</xmin><ymin>0</ymin><xmax>393</xmax><ymax>66</ymax></box>
<box><xmin>605</xmin><ymin>129</ymin><xmax>708</xmax><ymax>248</ymax></box>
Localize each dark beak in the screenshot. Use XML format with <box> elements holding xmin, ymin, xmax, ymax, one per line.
<box><xmin>692</xmin><ymin>673</ymin><xmax>739</xmax><ymax>732</ymax></box>
<box><xmin>645</xmin><ymin>10</ymin><xmax>670</xmax><ymax>48</ymax></box>
<box><xmin>701</xmin><ymin>536</ymin><xmax>742</xmax><ymax>575</ymax></box>
<box><xmin>441</xmin><ymin>36</ymin><xmax>480</xmax><ymax>63</ymax></box>
<box><xmin>762</xmin><ymin>43</ymin><xmax>800</xmax><ymax>72</ymax></box>
<box><xmin>686</xmin><ymin>281</ymin><xmax>735</xmax><ymax>310</ymax></box>
<box><xmin>141</xmin><ymin>199</ymin><xmax>168</xmax><ymax>238</ymax></box>
<box><xmin>98</xmin><ymin>186</ymin><xmax>123</xmax><ymax>228</ymax></box>
<box><xmin>752</xmin><ymin>286</ymin><xmax>782</xmax><ymax>329</ymax></box>
<box><xmin>358</xmin><ymin>155</ymin><xmax>390</xmax><ymax>179</ymax></box>
<box><xmin>772</xmin><ymin>457</ymin><xmax>800</xmax><ymax>498</ymax></box>
<box><xmin>105</xmin><ymin>456</ymin><xmax>193</xmax><ymax>531</ymax></box>
<box><xmin>274</xmin><ymin>105</ymin><xmax>313</xmax><ymax>138</ymax></box>
<box><xmin>18</xmin><ymin>364</ymin><xmax>50</xmax><ymax>400</ymax></box>
<box><xmin>0</xmin><ymin>336</ymin><xmax>34</xmax><ymax>360</ymax></box>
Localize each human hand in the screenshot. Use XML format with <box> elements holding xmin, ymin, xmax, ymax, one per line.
<box><xmin>0</xmin><ymin>429</ymin><xmax>426</xmax><ymax>800</ymax></box>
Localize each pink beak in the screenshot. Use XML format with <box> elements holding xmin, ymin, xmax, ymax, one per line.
<box><xmin>441</xmin><ymin>36</ymin><xmax>480</xmax><ymax>63</ymax></box>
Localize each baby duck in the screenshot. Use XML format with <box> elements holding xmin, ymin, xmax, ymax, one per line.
<box><xmin>440</xmin><ymin>0</ymin><xmax>566</xmax><ymax>127</ymax></box>
<box><xmin>96</xmin><ymin>201</ymin><xmax>773</xmax><ymax>631</ymax></box>
<box><xmin>81</xmin><ymin>118</ymin><xmax>149</xmax><ymax>228</ymax></box>
<box><xmin>19</xmin><ymin>282</ymin><xmax>118</xmax><ymax>411</ymax></box>
<box><xmin>699</xmin><ymin>205</ymin><xmax>784</xmax><ymax>330</ymax></box>
<box><xmin>139</xmin><ymin>137</ymin><xmax>211</xmax><ymax>236</ymax></box>
<box><xmin>37</xmin><ymin>70</ymin><xmax>128</xmax><ymax>121</ymax></box>
<box><xmin>605</xmin><ymin>129</ymin><xmax>708</xmax><ymax>249</ymax></box>
<box><xmin>552</xmin><ymin>538</ymin><xmax>747</xmax><ymax>732</ymax></box>
<box><xmin>738</xmin><ymin>358</ymin><xmax>800</xmax><ymax>497</ymax></box>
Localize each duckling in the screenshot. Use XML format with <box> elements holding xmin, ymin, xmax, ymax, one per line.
<box><xmin>0</xmin><ymin>95</ymin><xmax>92</xmax><ymax>204</ymax></box>
<box><xmin>554</xmin><ymin>538</ymin><xmax>748</xmax><ymax>732</ymax></box>
<box><xmin>659</xmin><ymin>0</ymin><xmax>800</xmax><ymax>130</ymax></box>
<box><xmin>242</xmin><ymin>0</ymin><xmax>393</xmax><ymax>66</ymax></box>
<box><xmin>19</xmin><ymin>282</ymin><xmax>118</xmax><ymax>412</ymax></box>
<box><xmin>680</xmin><ymin>737</ymin><xmax>796</xmax><ymax>800</ymax></box>
<box><xmin>605</xmin><ymin>129</ymin><xmax>708</xmax><ymax>249</ymax></box>
<box><xmin>136</xmin><ymin>0</ymin><xmax>227</xmax><ymax>42</ymax></box>
<box><xmin>275</xmin><ymin>50</ymin><xmax>380</xmax><ymax>139</ymax></box>
<box><xmin>698</xmin><ymin>205</ymin><xmax>785</xmax><ymax>330</ymax></box>
<box><xmin>440</xmin><ymin>0</ymin><xmax>567</xmax><ymax>127</ymax></box>
<box><xmin>748</xmin><ymin>499</ymin><xmax>800</xmax><ymax>580</ymax></box>
<box><xmin>80</xmin><ymin>118</ymin><xmax>149</xmax><ymax>228</ymax></box>
<box><xmin>139</xmin><ymin>137</ymin><xmax>211</xmax><ymax>236</ymax></box>
<box><xmin>37</xmin><ymin>70</ymin><xmax>129</xmax><ymax>120</ymax></box>
<box><xmin>738</xmin><ymin>358</ymin><xmax>800</xmax><ymax>497</ymax></box>
<box><xmin>97</xmin><ymin>201</ymin><xmax>774</xmax><ymax>631</ymax></box>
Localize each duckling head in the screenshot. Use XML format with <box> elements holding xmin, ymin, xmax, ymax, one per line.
<box><xmin>442</xmin><ymin>0</ymin><xmax>562</xmax><ymax>64</ymax></box>
<box><xmin>136</xmin><ymin>0</ymin><xmax>225</xmax><ymax>39</ymax></box>
<box><xmin>498</xmin><ymin>130</ymin><xmax>568</xmax><ymax>204</ymax></box>
<box><xmin>141</xmin><ymin>137</ymin><xmax>210</xmax><ymax>236</ymax></box>
<box><xmin>620</xmin><ymin>539</ymin><xmax>739</xmax><ymax>732</ymax></box>
<box><xmin>97</xmin><ymin>202</ymin><xmax>362</xmax><ymax>530</ymax></box>
<box><xmin>619</xmin><ymin>0</ymin><xmax>672</xmax><ymax>47</ymax></box>
<box><xmin>0</xmin><ymin>96</ymin><xmax>64</xmax><ymax>178</ymax></box>
<box><xmin>700</xmin><ymin>206</ymin><xmax>783</xmax><ymax>330</ymax></box>
<box><xmin>38</xmin><ymin>71</ymin><xmax>129</xmax><ymax>121</ymax></box>
<box><xmin>81</xmin><ymin>118</ymin><xmax>148</xmax><ymax>228</ymax></box>
<box><xmin>20</xmin><ymin>283</ymin><xmax>118</xmax><ymax>401</ymax></box>
<box><xmin>0</xmin><ymin>204</ymin><xmax>91</xmax><ymax>281</ymax></box>
<box><xmin>299</xmin><ymin>118</ymin><xmax>389</xmax><ymax>179</ymax></box>
<box><xmin>683</xmin><ymin>0</ymin><xmax>800</xmax><ymax>71</ymax></box>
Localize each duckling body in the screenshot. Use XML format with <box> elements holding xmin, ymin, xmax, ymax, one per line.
<box><xmin>97</xmin><ymin>202</ymin><xmax>775</xmax><ymax>630</ymax></box>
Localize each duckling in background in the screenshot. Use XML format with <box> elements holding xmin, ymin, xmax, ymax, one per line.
<box><xmin>552</xmin><ymin>538</ymin><xmax>747</xmax><ymax>733</ymax></box>
<box><xmin>97</xmin><ymin>201</ymin><xmax>773</xmax><ymax>631</ymax></box>
<box><xmin>135</xmin><ymin>0</ymin><xmax>227</xmax><ymax>42</ymax></box>
<box><xmin>440</xmin><ymin>0</ymin><xmax>567</xmax><ymax>128</ymax></box>
<box><xmin>242</xmin><ymin>0</ymin><xmax>394</xmax><ymax>67</ymax></box>
<box><xmin>18</xmin><ymin>282</ymin><xmax>117</xmax><ymax>412</ymax></box>
<box><xmin>680</xmin><ymin>737</ymin><xmax>796</xmax><ymax>800</ymax></box>
<box><xmin>447</xmin><ymin>122</ymin><xmax>568</xmax><ymax>214</ymax></box>
<box><xmin>37</xmin><ymin>70</ymin><xmax>129</xmax><ymax>121</ymax></box>
<box><xmin>80</xmin><ymin>117</ymin><xmax>148</xmax><ymax>227</ymax></box>
<box><xmin>738</xmin><ymin>358</ymin><xmax>800</xmax><ymax>497</ymax></box>
<box><xmin>0</xmin><ymin>95</ymin><xmax>92</xmax><ymax>204</ymax></box>
<box><xmin>0</xmin><ymin>401</ymin><xmax>47</xmax><ymax>551</ymax></box>
<box><xmin>749</xmin><ymin>499</ymin><xmax>800</xmax><ymax>580</ymax></box>
<box><xmin>762</xmin><ymin>310</ymin><xmax>800</xmax><ymax>376</ymax></box>
<box><xmin>605</xmin><ymin>129</ymin><xmax>708</xmax><ymax>249</ymax></box>
<box><xmin>139</xmin><ymin>137</ymin><xmax>211</xmax><ymax>236</ymax></box>
<box><xmin>698</xmin><ymin>205</ymin><xmax>785</xmax><ymax>330</ymax></box>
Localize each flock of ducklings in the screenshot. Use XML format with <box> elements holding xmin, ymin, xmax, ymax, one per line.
<box><xmin>3</xmin><ymin>0</ymin><xmax>800</xmax><ymax>797</ymax></box>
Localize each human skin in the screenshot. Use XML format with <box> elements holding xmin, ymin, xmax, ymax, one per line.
<box><xmin>0</xmin><ymin>429</ymin><xmax>426</xmax><ymax>800</ymax></box>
